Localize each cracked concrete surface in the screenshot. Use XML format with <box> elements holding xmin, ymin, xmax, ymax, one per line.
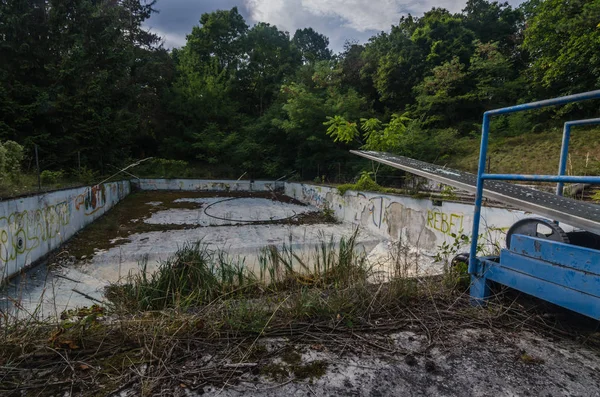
<box><xmin>197</xmin><ymin>328</ymin><xmax>600</xmax><ymax>397</ymax></box>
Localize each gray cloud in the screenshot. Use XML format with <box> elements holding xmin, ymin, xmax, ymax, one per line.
<box><xmin>147</xmin><ymin>0</ymin><xmax>525</xmax><ymax>52</ymax></box>
<box><xmin>147</xmin><ymin>0</ymin><xmax>251</xmax><ymax>48</ymax></box>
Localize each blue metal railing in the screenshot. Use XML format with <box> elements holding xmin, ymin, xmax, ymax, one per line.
<box><xmin>468</xmin><ymin>90</ymin><xmax>600</xmax><ymax>275</ymax></box>
<box><xmin>556</xmin><ymin>118</ymin><xmax>600</xmax><ymax>196</ymax></box>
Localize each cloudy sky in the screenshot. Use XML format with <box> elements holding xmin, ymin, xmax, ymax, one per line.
<box><xmin>147</xmin><ymin>0</ymin><xmax>525</xmax><ymax>53</ymax></box>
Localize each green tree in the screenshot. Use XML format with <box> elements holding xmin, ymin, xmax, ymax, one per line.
<box><xmin>0</xmin><ymin>0</ymin><xmax>166</xmax><ymax>170</ymax></box>
<box><xmin>166</xmin><ymin>48</ymin><xmax>239</xmax><ymax>163</ymax></box>
<box><xmin>411</xmin><ymin>8</ymin><xmax>476</xmax><ymax>68</ymax></box>
<box><xmin>186</xmin><ymin>7</ymin><xmax>248</xmax><ymax>72</ymax></box>
<box><xmin>469</xmin><ymin>41</ymin><xmax>522</xmax><ymax>110</ymax></box>
<box><xmin>237</xmin><ymin>23</ymin><xmax>301</xmax><ymax>116</ymax></box>
<box><xmin>292</xmin><ymin>28</ymin><xmax>332</xmax><ymax>64</ymax></box>
<box><xmin>463</xmin><ymin>0</ymin><xmax>523</xmax><ymax>52</ymax></box>
<box><xmin>413</xmin><ymin>57</ymin><xmax>472</xmax><ymax>130</ymax></box>
<box><xmin>275</xmin><ymin>61</ymin><xmax>368</xmax><ymax>178</ymax></box>
<box><xmin>324</xmin><ymin>113</ymin><xmax>411</xmax><ymax>153</ymax></box>
<box><xmin>360</xmin><ymin>16</ymin><xmax>424</xmax><ymax>110</ymax></box>
<box><xmin>523</xmin><ymin>0</ymin><xmax>600</xmax><ymax>95</ymax></box>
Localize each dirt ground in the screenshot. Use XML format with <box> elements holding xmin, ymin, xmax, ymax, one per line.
<box><xmin>193</xmin><ymin>327</ymin><xmax>600</xmax><ymax>397</ymax></box>
<box><xmin>3</xmin><ymin>288</ymin><xmax>600</xmax><ymax>396</ymax></box>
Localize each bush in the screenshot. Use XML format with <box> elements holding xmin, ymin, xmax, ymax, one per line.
<box><xmin>40</xmin><ymin>170</ymin><xmax>64</xmax><ymax>185</ymax></box>
<box><xmin>0</xmin><ymin>140</ymin><xmax>24</xmax><ymax>181</ymax></box>
<box><xmin>107</xmin><ymin>230</ymin><xmax>370</xmax><ymax>312</ymax></box>
<box><xmin>107</xmin><ymin>242</ymin><xmax>253</xmax><ymax>311</ymax></box>
<box><xmin>444</xmin><ymin>260</ymin><xmax>470</xmax><ymax>292</ymax></box>
<box><xmin>136</xmin><ymin>158</ymin><xmax>189</xmax><ymax>178</ymax></box>
<box><xmin>72</xmin><ymin>166</ymin><xmax>98</xmax><ymax>185</ymax></box>
<box><xmin>338</xmin><ymin>172</ymin><xmax>382</xmax><ymax>195</ymax></box>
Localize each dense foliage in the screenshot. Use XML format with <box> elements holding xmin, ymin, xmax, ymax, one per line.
<box><xmin>1</xmin><ymin>0</ymin><xmax>599</xmax><ymax>183</ymax></box>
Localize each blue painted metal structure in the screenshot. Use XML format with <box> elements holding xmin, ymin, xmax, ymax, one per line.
<box><xmin>469</xmin><ymin>90</ymin><xmax>600</xmax><ymax>320</ymax></box>
<box><xmin>556</xmin><ymin>118</ymin><xmax>600</xmax><ymax>196</ymax></box>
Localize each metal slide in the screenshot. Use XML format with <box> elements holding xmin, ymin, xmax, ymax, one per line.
<box><xmin>351</xmin><ymin>150</ymin><xmax>600</xmax><ymax>235</ymax></box>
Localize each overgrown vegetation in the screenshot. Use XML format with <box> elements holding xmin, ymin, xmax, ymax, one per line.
<box><xmin>0</xmin><ymin>139</ymin><xmax>103</xmax><ymax>197</ymax></box>
<box><xmin>106</xmin><ymin>243</ymin><xmax>253</xmax><ymax>311</ymax></box>
<box><xmin>107</xmin><ymin>229</ymin><xmax>371</xmax><ymax>312</ymax></box>
<box><xmin>3</xmin><ymin>230</ymin><xmax>598</xmax><ymax>395</ymax></box>
<box><xmin>133</xmin><ymin>158</ymin><xmax>191</xmax><ymax>179</ymax></box>
<box><xmin>337</xmin><ymin>172</ymin><xmax>403</xmax><ymax>196</ymax></box>
<box><xmin>1</xmin><ymin>0</ymin><xmax>599</xmax><ymax>190</ymax></box>
<box><xmin>448</xmin><ymin>128</ymin><xmax>600</xmax><ymax>175</ymax></box>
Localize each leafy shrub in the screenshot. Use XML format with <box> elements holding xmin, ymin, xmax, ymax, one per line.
<box><xmin>0</xmin><ymin>140</ymin><xmax>24</xmax><ymax>181</ymax></box>
<box><xmin>440</xmin><ymin>184</ymin><xmax>458</xmax><ymax>201</ymax></box>
<box><xmin>136</xmin><ymin>158</ymin><xmax>189</xmax><ymax>178</ymax></box>
<box><xmin>434</xmin><ymin>232</ymin><xmax>471</xmax><ymax>265</ymax></box>
<box><xmin>322</xmin><ymin>206</ymin><xmax>336</xmax><ymax>222</ymax></box>
<box><xmin>444</xmin><ymin>260</ymin><xmax>470</xmax><ymax>292</ymax></box>
<box><xmin>338</xmin><ymin>171</ymin><xmax>382</xmax><ymax>195</ymax></box>
<box><xmin>40</xmin><ymin>170</ymin><xmax>64</xmax><ymax>185</ymax></box>
<box><xmin>72</xmin><ymin>166</ymin><xmax>98</xmax><ymax>185</ymax></box>
<box><xmin>3</xmin><ymin>141</ymin><xmax>24</xmax><ymax>175</ymax></box>
<box><xmin>313</xmin><ymin>175</ymin><xmax>325</xmax><ymax>183</ymax></box>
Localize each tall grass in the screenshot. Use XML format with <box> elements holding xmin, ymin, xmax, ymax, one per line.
<box><xmin>107</xmin><ymin>228</ymin><xmax>371</xmax><ymax>312</ymax></box>
<box><xmin>106</xmin><ymin>243</ymin><xmax>255</xmax><ymax>311</ymax></box>
<box><xmin>258</xmin><ymin>228</ymin><xmax>369</xmax><ymax>289</ymax></box>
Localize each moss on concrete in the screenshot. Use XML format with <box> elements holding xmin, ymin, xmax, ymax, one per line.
<box><xmin>55</xmin><ymin>190</ymin><xmax>333</xmax><ymax>261</ymax></box>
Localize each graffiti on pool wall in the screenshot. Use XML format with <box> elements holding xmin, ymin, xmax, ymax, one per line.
<box><xmin>110</xmin><ymin>182</ymin><xmax>127</xmax><ymax>202</ymax></box>
<box><xmin>367</xmin><ymin>196</ymin><xmax>385</xmax><ymax>228</ymax></box>
<box><xmin>75</xmin><ymin>184</ymin><xmax>107</xmax><ymax>215</ymax></box>
<box><xmin>301</xmin><ymin>184</ymin><xmax>325</xmax><ymax>207</ymax></box>
<box><xmin>0</xmin><ymin>202</ymin><xmax>71</xmax><ymax>264</ymax></box>
<box><xmin>426</xmin><ymin>209</ymin><xmax>464</xmax><ymax>235</ymax></box>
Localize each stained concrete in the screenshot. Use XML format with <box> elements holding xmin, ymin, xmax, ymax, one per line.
<box><xmin>2</xmin><ymin>194</ymin><xmax>385</xmax><ymax>317</ymax></box>
<box><xmin>285</xmin><ymin>182</ymin><xmax>528</xmax><ymax>254</ymax></box>
<box><xmin>135</xmin><ymin>179</ymin><xmax>281</xmax><ymax>192</ymax></box>
<box><xmin>1</xmin><ymin>183</ymin><xmax>538</xmax><ymax>318</ymax></box>
<box><xmin>144</xmin><ymin>197</ymin><xmax>315</xmax><ymax>226</ymax></box>
<box><xmin>0</xmin><ymin>181</ymin><xmax>131</xmax><ymax>280</ymax></box>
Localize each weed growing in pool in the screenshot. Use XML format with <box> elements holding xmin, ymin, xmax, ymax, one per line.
<box><xmin>106</xmin><ymin>242</ymin><xmax>256</xmax><ymax>311</ymax></box>
<box><xmin>107</xmin><ymin>228</ymin><xmax>373</xmax><ymax>312</ymax></box>
<box><xmin>258</xmin><ymin>227</ymin><xmax>370</xmax><ymax>290</ymax></box>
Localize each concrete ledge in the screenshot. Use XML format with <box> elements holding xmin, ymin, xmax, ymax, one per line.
<box><xmin>134</xmin><ymin>178</ymin><xmax>284</xmax><ymax>192</ymax></box>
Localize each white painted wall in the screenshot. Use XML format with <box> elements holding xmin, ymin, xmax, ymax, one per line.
<box><xmin>285</xmin><ymin>182</ymin><xmax>526</xmax><ymax>255</ymax></box>
<box><xmin>135</xmin><ymin>179</ymin><xmax>284</xmax><ymax>192</ymax></box>
<box><xmin>0</xmin><ymin>181</ymin><xmax>131</xmax><ymax>280</ymax></box>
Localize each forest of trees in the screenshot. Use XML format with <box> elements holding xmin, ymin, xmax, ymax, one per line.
<box><xmin>1</xmin><ymin>0</ymin><xmax>599</xmax><ymax>183</ymax></box>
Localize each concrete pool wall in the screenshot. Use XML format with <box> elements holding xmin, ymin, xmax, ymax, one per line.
<box><xmin>0</xmin><ymin>181</ymin><xmax>131</xmax><ymax>281</ymax></box>
<box><xmin>1</xmin><ymin>178</ymin><xmax>527</xmax><ymax>281</ymax></box>
<box><xmin>134</xmin><ymin>178</ymin><xmax>284</xmax><ymax>192</ymax></box>
<box><xmin>0</xmin><ymin>179</ymin><xmax>287</xmax><ymax>281</ymax></box>
<box><xmin>135</xmin><ymin>179</ymin><xmax>527</xmax><ymax>255</ymax></box>
<box><xmin>284</xmin><ymin>182</ymin><xmax>526</xmax><ymax>255</ymax></box>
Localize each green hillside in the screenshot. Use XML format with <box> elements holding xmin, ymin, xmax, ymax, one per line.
<box><xmin>448</xmin><ymin>128</ymin><xmax>600</xmax><ymax>176</ymax></box>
